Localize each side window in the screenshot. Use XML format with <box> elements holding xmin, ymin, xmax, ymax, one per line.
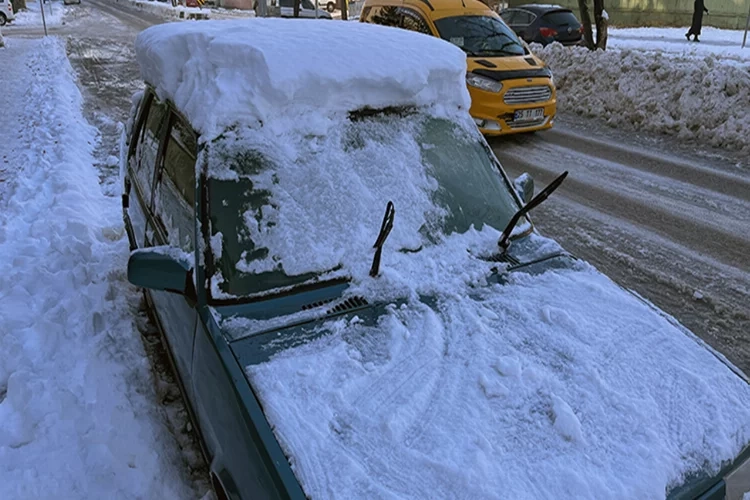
<box><xmin>399</xmin><ymin>8</ymin><xmax>432</xmax><ymax>35</ymax></box>
<box><xmin>132</xmin><ymin>95</ymin><xmax>168</xmax><ymax>205</ymax></box>
<box><xmin>366</xmin><ymin>5</ymin><xmax>401</xmax><ymax>27</ymax></box>
<box><xmin>500</xmin><ymin>9</ymin><xmax>516</xmax><ymax>24</ymax></box>
<box><xmin>515</xmin><ymin>11</ymin><xmax>535</xmax><ymax>25</ymax></box>
<box><xmin>152</xmin><ymin>112</ymin><xmax>198</xmax><ymax>253</ymax></box>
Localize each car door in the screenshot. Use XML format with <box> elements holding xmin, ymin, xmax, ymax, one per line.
<box><xmin>511</xmin><ymin>10</ymin><xmax>536</xmax><ymax>42</ymax></box>
<box><xmin>147</xmin><ymin>109</ymin><xmax>200</xmax><ymax>399</ymax></box>
<box><xmin>126</xmin><ymin>92</ymin><xmax>169</xmax><ymax>250</ymax></box>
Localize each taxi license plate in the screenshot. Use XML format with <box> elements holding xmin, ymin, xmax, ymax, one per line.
<box><xmin>514</xmin><ymin>108</ymin><xmax>545</xmax><ymax>122</ymax></box>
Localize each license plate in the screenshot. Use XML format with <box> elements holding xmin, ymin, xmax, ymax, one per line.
<box><xmin>513</xmin><ymin>108</ymin><xmax>545</xmax><ymax>122</ymax></box>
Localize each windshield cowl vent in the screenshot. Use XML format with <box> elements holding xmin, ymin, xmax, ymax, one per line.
<box><xmin>327</xmin><ymin>296</ymin><xmax>369</xmax><ymax>315</ymax></box>
<box><xmin>300</xmin><ymin>298</ymin><xmax>335</xmax><ymax>311</ymax></box>
<box><xmin>485</xmin><ymin>253</ymin><xmax>521</xmax><ymax>266</ymax></box>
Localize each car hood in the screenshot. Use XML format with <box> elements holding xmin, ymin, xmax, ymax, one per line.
<box><xmin>467</xmin><ymin>53</ymin><xmax>548</xmax><ymax>75</ymax></box>
<box><xmin>227</xmin><ymin>251</ymin><xmax>750</xmax><ymax>499</ymax></box>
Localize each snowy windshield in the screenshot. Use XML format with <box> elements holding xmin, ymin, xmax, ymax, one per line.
<box><xmin>434</xmin><ymin>15</ymin><xmax>525</xmax><ymax>57</ymax></box>
<box><xmin>206</xmin><ymin>111</ymin><xmax>520</xmax><ymax>300</ymax></box>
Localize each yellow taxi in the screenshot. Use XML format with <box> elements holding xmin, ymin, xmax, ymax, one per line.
<box><xmin>359</xmin><ymin>0</ymin><xmax>556</xmax><ymax>135</ymax></box>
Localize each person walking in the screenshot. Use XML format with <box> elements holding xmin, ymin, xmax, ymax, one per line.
<box><xmin>686</xmin><ymin>0</ymin><xmax>709</xmax><ymax>42</ymax></box>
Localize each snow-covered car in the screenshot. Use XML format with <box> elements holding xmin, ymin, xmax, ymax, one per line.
<box><xmin>121</xmin><ymin>18</ymin><xmax>750</xmax><ymax>500</ymax></box>
<box><xmin>0</xmin><ymin>0</ymin><xmax>15</xmax><ymax>26</ymax></box>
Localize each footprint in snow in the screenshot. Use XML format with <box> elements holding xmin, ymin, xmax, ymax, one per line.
<box><xmin>551</xmin><ymin>395</ymin><xmax>584</xmax><ymax>443</ymax></box>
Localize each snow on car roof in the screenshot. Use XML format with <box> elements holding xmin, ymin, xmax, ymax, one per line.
<box><xmin>135</xmin><ymin>19</ymin><xmax>470</xmax><ymax>138</ymax></box>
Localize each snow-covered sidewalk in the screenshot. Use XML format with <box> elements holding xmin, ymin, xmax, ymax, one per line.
<box><xmin>0</xmin><ymin>37</ymin><xmax>196</xmax><ymax>498</ymax></box>
<box><xmin>534</xmin><ymin>26</ymin><xmax>750</xmax><ymax>154</ymax></box>
<box><xmin>11</xmin><ymin>0</ymin><xmax>65</xmax><ymax>27</ymax></box>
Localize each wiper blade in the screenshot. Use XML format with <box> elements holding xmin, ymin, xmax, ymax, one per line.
<box><xmin>369</xmin><ymin>201</ymin><xmax>395</xmax><ymax>277</ymax></box>
<box><xmin>498</xmin><ymin>171</ymin><xmax>568</xmax><ymax>252</ymax></box>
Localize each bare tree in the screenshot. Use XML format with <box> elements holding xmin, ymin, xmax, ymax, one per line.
<box><xmin>12</xmin><ymin>0</ymin><xmax>27</xmax><ymax>13</ymax></box>
<box><xmin>577</xmin><ymin>0</ymin><xmax>607</xmax><ymax>50</ymax></box>
<box><xmin>293</xmin><ymin>0</ymin><xmax>300</xmax><ymax>17</ymax></box>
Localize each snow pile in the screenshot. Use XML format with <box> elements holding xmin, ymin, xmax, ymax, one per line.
<box><xmin>536</xmin><ymin>42</ymin><xmax>750</xmax><ymax>152</ymax></box>
<box><xmin>135</xmin><ymin>19</ymin><xmax>470</xmax><ymax>137</ymax></box>
<box><xmin>247</xmin><ymin>262</ymin><xmax>750</xmax><ymax>499</ymax></box>
<box><xmin>0</xmin><ymin>38</ymin><xmax>195</xmax><ymax>498</ymax></box>
<box><xmin>11</xmin><ymin>0</ymin><xmax>64</xmax><ymax>27</ymax></box>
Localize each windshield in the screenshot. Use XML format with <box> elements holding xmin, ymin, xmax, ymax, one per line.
<box><xmin>434</xmin><ymin>15</ymin><xmax>525</xmax><ymax>57</ymax></box>
<box><xmin>206</xmin><ymin>111</ymin><xmax>521</xmax><ymax>301</ymax></box>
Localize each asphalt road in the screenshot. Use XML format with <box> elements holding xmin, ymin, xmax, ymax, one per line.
<box><xmin>490</xmin><ymin>124</ymin><xmax>750</xmax><ymax>374</ymax></box>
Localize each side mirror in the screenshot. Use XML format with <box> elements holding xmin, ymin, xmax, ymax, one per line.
<box><xmin>128</xmin><ymin>247</ymin><xmax>195</xmax><ymax>298</ymax></box>
<box><xmin>514</xmin><ymin>173</ymin><xmax>534</xmax><ymax>204</ymax></box>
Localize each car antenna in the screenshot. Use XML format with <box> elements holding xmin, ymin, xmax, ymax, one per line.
<box><xmin>497</xmin><ymin>171</ymin><xmax>568</xmax><ymax>252</ymax></box>
<box><xmin>369</xmin><ymin>201</ymin><xmax>395</xmax><ymax>277</ymax></box>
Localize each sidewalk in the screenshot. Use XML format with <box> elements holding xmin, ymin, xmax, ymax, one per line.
<box><xmin>0</xmin><ymin>37</ymin><xmax>198</xmax><ymax>499</ymax></box>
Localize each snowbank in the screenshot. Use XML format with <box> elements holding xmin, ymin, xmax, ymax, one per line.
<box><xmin>247</xmin><ymin>261</ymin><xmax>750</xmax><ymax>499</ymax></box>
<box><xmin>135</xmin><ymin>19</ymin><xmax>470</xmax><ymax>137</ymax></box>
<box><xmin>0</xmin><ymin>37</ymin><xmax>196</xmax><ymax>498</ymax></box>
<box><xmin>535</xmin><ymin>42</ymin><xmax>750</xmax><ymax>153</ymax></box>
<box><xmin>11</xmin><ymin>0</ymin><xmax>64</xmax><ymax>27</ymax></box>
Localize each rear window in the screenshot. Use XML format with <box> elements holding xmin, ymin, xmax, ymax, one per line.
<box><xmin>542</xmin><ymin>10</ymin><xmax>580</xmax><ymax>27</ymax></box>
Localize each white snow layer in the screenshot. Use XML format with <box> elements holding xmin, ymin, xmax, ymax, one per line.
<box><xmin>0</xmin><ymin>38</ymin><xmax>195</xmax><ymax>498</ymax></box>
<box><xmin>247</xmin><ymin>263</ymin><xmax>750</xmax><ymax>499</ymax></box>
<box><xmin>535</xmin><ymin>41</ymin><xmax>750</xmax><ymax>153</ymax></box>
<box><xmin>135</xmin><ymin>18</ymin><xmax>470</xmax><ymax>138</ymax></box>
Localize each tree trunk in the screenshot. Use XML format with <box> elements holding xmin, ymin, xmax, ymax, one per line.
<box><xmin>576</xmin><ymin>0</ymin><xmax>595</xmax><ymax>50</ymax></box>
<box><xmin>293</xmin><ymin>0</ymin><xmax>300</xmax><ymax>17</ymax></box>
<box><xmin>594</xmin><ymin>1</ymin><xmax>608</xmax><ymax>50</ymax></box>
<box><xmin>341</xmin><ymin>0</ymin><xmax>347</xmax><ymax>20</ymax></box>
<box><xmin>12</xmin><ymin>0</ymin><xmax>27</xmax><ymax>13</ymax></box>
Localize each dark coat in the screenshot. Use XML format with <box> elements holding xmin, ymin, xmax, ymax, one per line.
<box><xmin>689</xmin><ymin>0</ymin><xmax>709</xmax><ymax>35</ymax></box>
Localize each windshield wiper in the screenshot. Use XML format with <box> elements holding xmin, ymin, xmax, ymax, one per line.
<box><xmin>370</xmin><ymin>201</ymin><xmax>395</xmax><ymax>277</ymax></box>
<box><xmin>498</xmin><ymin>171</ymin><xmax>568</xmax><ymax>252</ymax></box>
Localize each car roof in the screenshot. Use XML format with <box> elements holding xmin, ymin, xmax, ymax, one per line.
<box><xmin>375</xmin><ymin>0</ymin><xmax>498</xmax><ymax>19</ymax></box>
<box><xmin>134</xmin><ymin>19</ymin><xmax>470</xmax><ymax>138</ymax></box>
<box><xmin>510</xmin><ymin>4</ymin><xmax>573</xmax><ymax>14</ymax></box>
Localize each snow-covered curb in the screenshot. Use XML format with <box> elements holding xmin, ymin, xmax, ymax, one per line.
<box><xmin>536</xmin><ymin>42</ymin><xmax>750</xmax><ymax>153</ymax></box>
<box><xmin>0</xmin><ymin>37</ymin><xmax>196</xmax><ymax>498</ymax></box>
<box><xmin>122</xmin><ymin>0</ymin><xmax>210</xmax><ymax>20</ymax></box>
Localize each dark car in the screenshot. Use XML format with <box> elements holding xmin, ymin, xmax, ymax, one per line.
<box><xmin>500</xmin><ymin>4</ymin><xmax>583</xmax><ymax>46</ymax></box>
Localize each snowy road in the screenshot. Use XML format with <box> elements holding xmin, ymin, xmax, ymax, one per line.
<box><xmin>490</xmin><ymin>122</ymin><xmax>750</xmax><ymax>374</ymax></box>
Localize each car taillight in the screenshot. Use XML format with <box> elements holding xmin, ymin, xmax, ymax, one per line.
<box><xmin>540</xmin><ymin>27</ymin><xmax>558</xmax><ymax>38</ymax></box>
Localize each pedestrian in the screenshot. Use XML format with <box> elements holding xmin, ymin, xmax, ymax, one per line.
<box><xmin>685</xmin><ymin>0</ymin><xmax>709</xmax><ymax>42</ymax></box>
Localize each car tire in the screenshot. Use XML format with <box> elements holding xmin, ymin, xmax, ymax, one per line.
<box><xmin>326</xmin><ymin>1</ymin><xmax>334</xmax><ymax>12</ymax></box>
<box><xmin>0</xmin><ymin>13</ymin><xmax>7</xmax><ymax>26</ymax></box>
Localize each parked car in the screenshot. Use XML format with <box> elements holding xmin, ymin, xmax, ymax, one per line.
<box><xmin>123</xmin><ymin>17</ymin><xmax>750</xmax><ymax>500</ymax></box>
<box><xmin>276</xmin><ymin>0</ymin><xmax>332</xmax><ymax>18</ymax></box>
<box><xmin>63</xmin><ymin>0</ymin><xmax>82</xmax><ymax>5</ymax></box>
<box><xmin>0</xmin><ymin>0</ymin><xmax>15</xmax><ymax>26</ymax></box>
<box><xmin>360</xmin><ymin>0</ymin><xmax>556</xmax><ymax>135</ymax></box>
<box><xmin>500</xmin><ymin>4</ymin><xmax>584</xmax><ymax>46</ymax></box>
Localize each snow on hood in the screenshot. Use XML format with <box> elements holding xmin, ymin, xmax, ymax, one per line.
<box><xmin>134</xmin><ymin>19</ymin><xmax>470</xmax><ymax>138</ymax></box>
<box><xmin>246</xmin><ymin>263</ymin><xmax>750</xmax><ymax>499</ymax></box>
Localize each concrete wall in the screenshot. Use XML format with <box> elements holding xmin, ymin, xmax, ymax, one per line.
<box><xmin>507</xmin><ymin>0</ymin><xmax>750</xmax><ymax>29</ymax></box>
